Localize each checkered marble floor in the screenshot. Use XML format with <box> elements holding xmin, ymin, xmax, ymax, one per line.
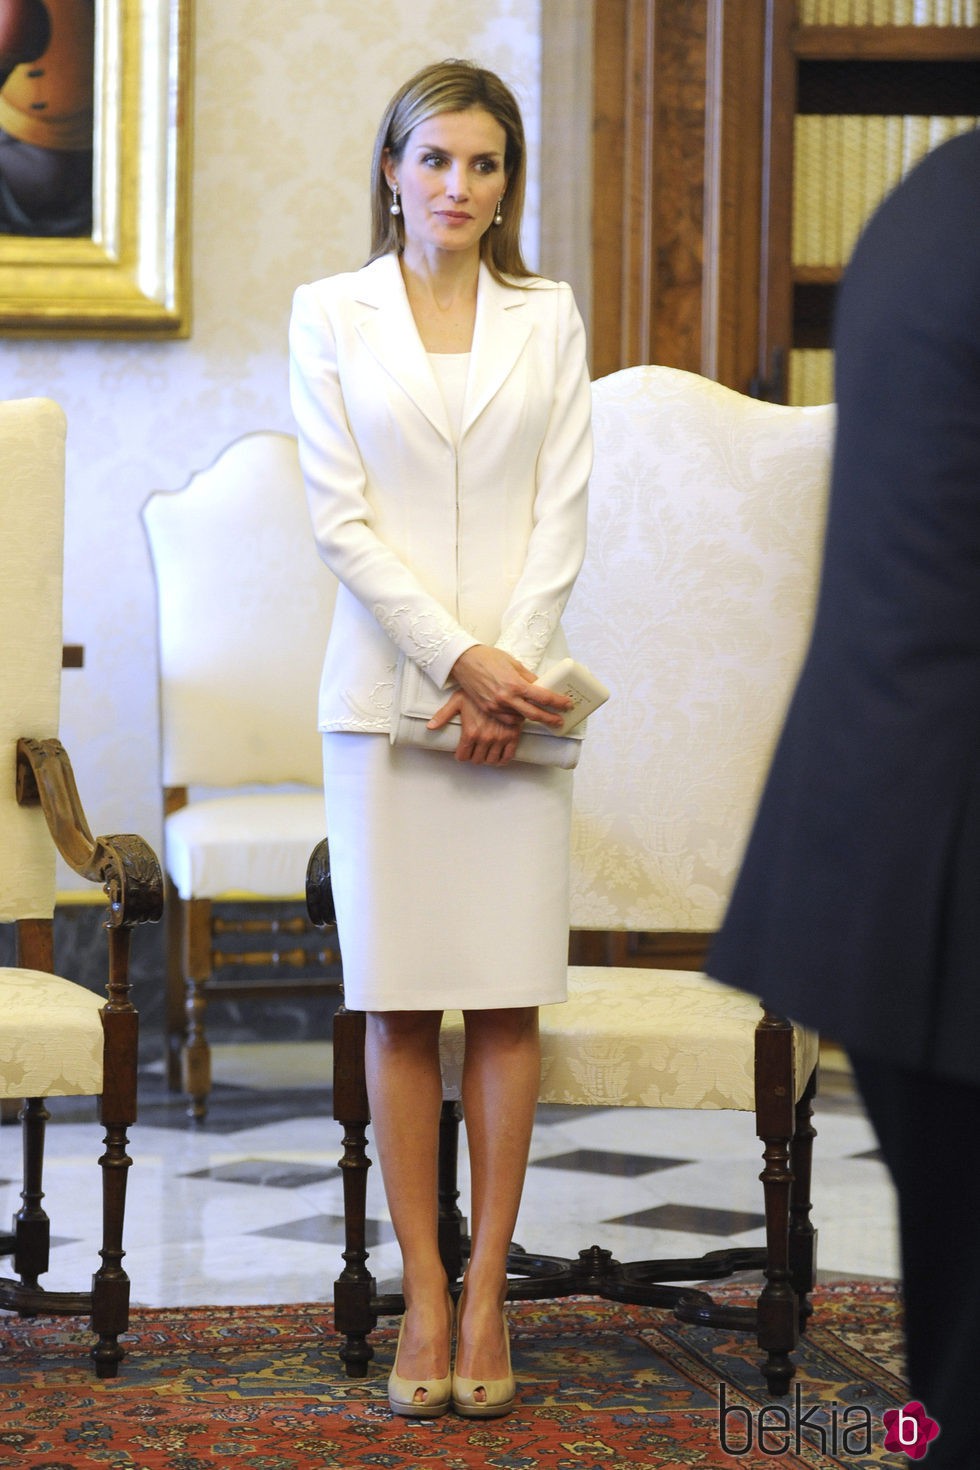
<box><xmin>0</xmin><ymin>1043</ymin><xmax>900</xmax><ymax>1309</ymax></box>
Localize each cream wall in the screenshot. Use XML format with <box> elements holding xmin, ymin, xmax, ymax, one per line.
<box><xmin>0</xmin><ymin>0</ymin><xmax>543</xmax><ymax>888</ymax></box>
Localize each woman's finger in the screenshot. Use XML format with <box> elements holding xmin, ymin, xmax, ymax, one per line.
<box><xmin>427</xmin><ymin>691</ymin><xmax>464</xmax><ymax>730</ymax></box>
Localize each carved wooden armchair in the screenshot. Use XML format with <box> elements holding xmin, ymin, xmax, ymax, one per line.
<box><xmin>0</xmin><ymin>397</ymin><xmax>163</xmax><ymax>1374</ymax></box>
<box><xmin>142</xmin><ymin>432</ymin><xmax>340</xmax><ymax>1120</ymax></box>
<box><xmin>309</xmin><ymin>367</ymin><xmax>835</xmax><ymax>1395</ymax></box>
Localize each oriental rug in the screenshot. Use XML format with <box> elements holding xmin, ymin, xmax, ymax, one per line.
<box><xmin>0</xmin><ymin>1281</ymin><xmax>910</xmax><ymax>1469</ymax></box>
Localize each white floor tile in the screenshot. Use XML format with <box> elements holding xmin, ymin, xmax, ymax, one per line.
<box><xmin>0</xmin><ymin>1048</ymin><xmax>900</xmax><ymax>1308</ymax></box>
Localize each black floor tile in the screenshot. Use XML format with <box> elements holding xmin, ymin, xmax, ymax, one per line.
<box><xmin>606</xmin><ymin>1202</ymin><xmax>765</xmax><ymax>1236</ymax></box>
<box><xmin>251</xmin><ymin>1214</ymin><xmax>394</xmax><ymax>1248</ymax></box>
<box><xmin>182</xmin><ymin>1159</ymin><xmax>339</xmax><ymax>1188</ymax></box>
<box><xmin>530</xmin><ymin>1148</ymin><xmax>690</xmax><ymax>1177</ymax></box>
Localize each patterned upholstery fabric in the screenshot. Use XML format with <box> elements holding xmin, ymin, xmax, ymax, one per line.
<box><xmin>0</xmin><ymin>398</ymin><xmax>66</xmax><ymax>922</ymax></box>
<box><xmin>442</xmin><ymin>969</ymin><xmax>820</xmax><ymax>1110</ymax></box>
<box><xmin>566</xmin><ymin>367</ymin><xmax>835</xmax><ymax>933</ymax></box>
<box><xmin>142</xmin><ymin>432</ymin><xmax>338</xmax><ymax>897</ymax></box>
<box><xmin>0</xmin><ymin>396</ymin><xmax>107</xmax><ymax>1098</ymax></box>
<box><xmin>0</xmin><ymin>969</ymin><xmax>104</xmax><ymax>1098</ymax></box>
<box><xmin>441</xmin><ymin>367</ymin><xmax>834</xmax><ymax>1109</ymax></box>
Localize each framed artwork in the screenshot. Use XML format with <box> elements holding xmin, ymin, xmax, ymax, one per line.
<box><xmin>0</xmin><ymin>0</ymin><xmax>192</xmax><ymax>338</ymax></box>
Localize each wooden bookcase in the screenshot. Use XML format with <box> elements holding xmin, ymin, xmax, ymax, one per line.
<box><xmin>759</xmin><ymin>2</ymin><xmax>980</xmax><ymax>404</ymax></box>
<box><xmin>588</xmin><ymin>3</ymin><xmax>978</xmax><ymax>400</ymax></box>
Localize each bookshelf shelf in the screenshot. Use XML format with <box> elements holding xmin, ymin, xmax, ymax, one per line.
<box><xmin>793</xmin><ymin>267</ymin><xmax>843</xmax><ymax>286</ymax></box>
<box><xmin>758</xmin><ymin>1</ymin><xmax>979</xmax><ymax>404</ymax></box>
<box><xmin>794</xmin><ymin>26</ymin><xmax>980</xmax><ymax>61</ymax></box>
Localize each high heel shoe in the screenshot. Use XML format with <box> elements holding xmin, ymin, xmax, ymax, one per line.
<box><xmin>387</xmin><ymin>1313</ymin><xmax>452</xmax><ymax>1418</ymax></box>
<box><xmin>452</xmin><ymin>1308</ymin><xmax>516</xmax><ymax>1419</ymax></box>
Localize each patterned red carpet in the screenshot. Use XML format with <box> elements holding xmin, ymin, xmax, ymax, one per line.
<box><xmin>0</xmin><ymin>1282</ymin><xmax>908</xmax><ymax>1468</ymax></box>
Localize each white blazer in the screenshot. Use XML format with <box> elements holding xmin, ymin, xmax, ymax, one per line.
<box><xmin>288</xmin><ymin>253</ymin><xmax>593</xmax><ymax>733</ymax></box>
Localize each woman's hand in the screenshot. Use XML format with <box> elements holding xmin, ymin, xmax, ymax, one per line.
<box><xmin>427</xmin><ymin>688</ymin><xmax>522</xmax><ymax>765</ymax></box>
<box><xmin>448</xmin><ymin>645</ymin><xmax>572</xmax><ymax>727</ymax></box>
<box><xmin>425</xmin><ymin>646</ymin><xmax>573</xmax><ymax>766</ymax></box>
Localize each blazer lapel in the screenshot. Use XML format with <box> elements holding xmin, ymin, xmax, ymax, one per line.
<box><xmin>353</xmin><ymin>255</ymin><xmax>452</xmax><ymax>443</ymax></box>
<box><xmin>351</xmin><ymin>256</ymin><xmax>533</xmax><ymax>444</ymax></box>
<box><xmin>463</xmin><ymin>265</ymin><xmax>533</xmax><ymax>435</ymax></box>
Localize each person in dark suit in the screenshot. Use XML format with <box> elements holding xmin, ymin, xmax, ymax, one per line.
<box><xmin>709</xmin><ymin>128</ymin><xmax>980</xmax><ymax>1470</ymax></box>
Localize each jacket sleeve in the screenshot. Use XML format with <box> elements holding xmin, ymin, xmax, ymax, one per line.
<box><xmin>289</xmin><ymin>282</ymin><xmax>478</xmax><ymax>686</ymax></box>
<box><xmin>495</xmin><ymin>283</ymin><xmax>593</xmax><ymax>670</ymax></box>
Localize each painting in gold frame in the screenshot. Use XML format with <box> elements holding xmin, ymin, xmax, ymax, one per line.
<box><xmin>0</xmin><ymin>0</ymin><xmax>192</xmax><ymax>338</ymax></box>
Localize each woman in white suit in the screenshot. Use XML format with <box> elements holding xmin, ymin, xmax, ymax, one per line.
<box><xmin>289</xmin><ymin>60</ymin><xmax>592</xmax><ymax>1420</ymax></box>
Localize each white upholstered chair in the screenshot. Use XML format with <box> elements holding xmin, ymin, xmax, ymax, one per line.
<box><xmin>316</xmin><ymin>366</ymin><xmax>835</xmax><ymax>1393</ymax></box>
<box><xmin>142</xmin><ymin>431</ymin><xmax>340</xmax><ymax>1120</ymax></box>
<box><xmin>1</xmin><ymin>397</ymin><xmax>162</xmax><ymax>1374</ymax></box>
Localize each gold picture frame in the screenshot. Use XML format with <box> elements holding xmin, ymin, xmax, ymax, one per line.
<box><xmin>0</xmin><ymin>0</ymin><xmax>192</xmax><ymax>338</ymax></box>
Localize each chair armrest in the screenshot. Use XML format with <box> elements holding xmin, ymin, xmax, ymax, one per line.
<box><xmin>16</xmin><ymin>737</ymin><xmax>163</xmax><ymax>929</ymax></box>
<box><xmin>305</xmin><ymin>837</ymin><xmax>335</xmax><ymax>927</ymax></box>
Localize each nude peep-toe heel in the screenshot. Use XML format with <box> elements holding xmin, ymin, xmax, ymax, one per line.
<box><xmin>452</xmin><ymin>1309</ymin><xmax>516</xmax><ymax>1419</ymax></box>
<box><xmin>387</xmin><ymin>1314</ymin><xmax>453</xmax><ymax>1418</ymax></box>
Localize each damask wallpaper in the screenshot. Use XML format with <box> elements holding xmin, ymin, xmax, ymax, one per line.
<box><xmin>0</xmin><ymin>0</ymin><xmax>543</xmax><ymax>889</ymax></box>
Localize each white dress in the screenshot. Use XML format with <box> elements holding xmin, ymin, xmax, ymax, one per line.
<box><xmin>323</xmin><ymin>353</ymin><xmax>572</xmax><ymax>1013</ymax></box>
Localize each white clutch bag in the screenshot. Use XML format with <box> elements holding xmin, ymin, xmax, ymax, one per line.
<box><xmin>390</xmin><ymin>655</ymin><xmax>609</xmax><ymax>769</ymax></box>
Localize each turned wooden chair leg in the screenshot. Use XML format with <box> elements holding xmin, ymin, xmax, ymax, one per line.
<box><xmin>14</xmin><ymin>1097</ymin><xmax>50</xmax><ymax>1290</ymax></box>
<box><xmin>12</xmin><ymin>924</ymin><xmax>58</xmax><ymax>1264</ymax></box>
<box><xmin>181</xmin><ymin>898</ymin><xmax>213</xmax><ymax>1121</ymax></box>
<box><xmin>789</xmin><ymin>1067</ymin><xmax>818</xmax><ymax>1331</ymax></box>
<box><xmin>754</xmin><ymin>1010</ymin><xmax>800</xmax><ymax>1397</ymax></box>
<box><xmin>91</xmin><ymin>1118</ymin><xmax>133</xmax><ymax>1377</ymax></box>
<box><xmin>332</xmin><ymin>1006</ymin><xmax>377</xmax><ymax>1377</ymax></box>
<box><xmin>164</xmin><ymin>875</ymin><xmax>185</xmax><ymax>1092</ymax></box>
<box><xmin>91</xmin><ymin>927</ymin><xmax>139</xmax><ymax>1378</ymax></box>
<box><xmin>438</xmin><ymin>1099</ymin><xmax>466</xmax><ymax>1288</ymax></box>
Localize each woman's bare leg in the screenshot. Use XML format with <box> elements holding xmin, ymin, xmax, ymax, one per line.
<box><xmin>365</xmin><ymin>1009</ymin><xmax>453</xmax><ymax>1394</ymax></box>
<box><xmin>455</xmin><ymin>1005</ymin><xmax>540</xmax><ymax>1387</ymax></box>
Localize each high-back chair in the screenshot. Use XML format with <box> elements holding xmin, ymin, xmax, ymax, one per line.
<box><xmin>142</xmin><ymin>431</ymin><xmax>340</xmax><ymax>1120</ymax></box>
<box><xmin>313</xmin><ymin>366</ymin><xmax>835</xmax><ymax>1394</ymax></box>
<box><xmin>0</xmin><ymin>397</ymin><xmax>163</xmax><ymax>1374</ymax></box>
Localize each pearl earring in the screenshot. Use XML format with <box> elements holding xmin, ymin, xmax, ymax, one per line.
<box><xmin>389</xmin><ymin>185</ymin><xmax>401</xmax><ymax>217</ymax></box>
<box><xmin>493</xmin><ymin>197</ymin><xmax>504</xmax><ymax>226</ymax></box>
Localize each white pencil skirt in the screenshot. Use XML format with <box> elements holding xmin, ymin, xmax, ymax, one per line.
<box><xmin>322</xmin><ymin>733</ymin><xmax>572</xmax><ymax>1011</ymax></box>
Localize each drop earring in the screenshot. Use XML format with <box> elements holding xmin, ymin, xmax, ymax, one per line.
<box><xmin>493</xmin><ymin>197</ymin><xmax>504</xmax><ymax>226</ymax></box>
<box><xmin>389</xmin><ymin>185</ymin><xmax>401</xmax><ymax>217</ymax></box>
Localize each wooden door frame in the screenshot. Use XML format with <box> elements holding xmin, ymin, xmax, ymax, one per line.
<box><xmin>583</xmin><ymin>0</ymin><xmax>769</xmax><ymax>392</ymax></box>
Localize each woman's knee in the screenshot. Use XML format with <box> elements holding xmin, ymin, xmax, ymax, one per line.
<box><xmin>367</xmin><ymin>1009</ymin><xmax>443</xmax><ymax>1050</ymax></box>
<box><xmin>462</xmin><ymin>1006</ymin><xmax>539</xmax><ymax>1048</ymax></box>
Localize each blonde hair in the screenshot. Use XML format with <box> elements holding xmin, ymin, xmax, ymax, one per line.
<box><xmin>367</xmin><ymin>59</ymin><xmax>532</xmax><ymax>282</ymax></box>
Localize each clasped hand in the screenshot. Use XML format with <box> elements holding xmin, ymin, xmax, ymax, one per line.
<box><xmin>426</xmin><ymin>645</ymin><xmax>572</xmax><ymax>766</ymax></box>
